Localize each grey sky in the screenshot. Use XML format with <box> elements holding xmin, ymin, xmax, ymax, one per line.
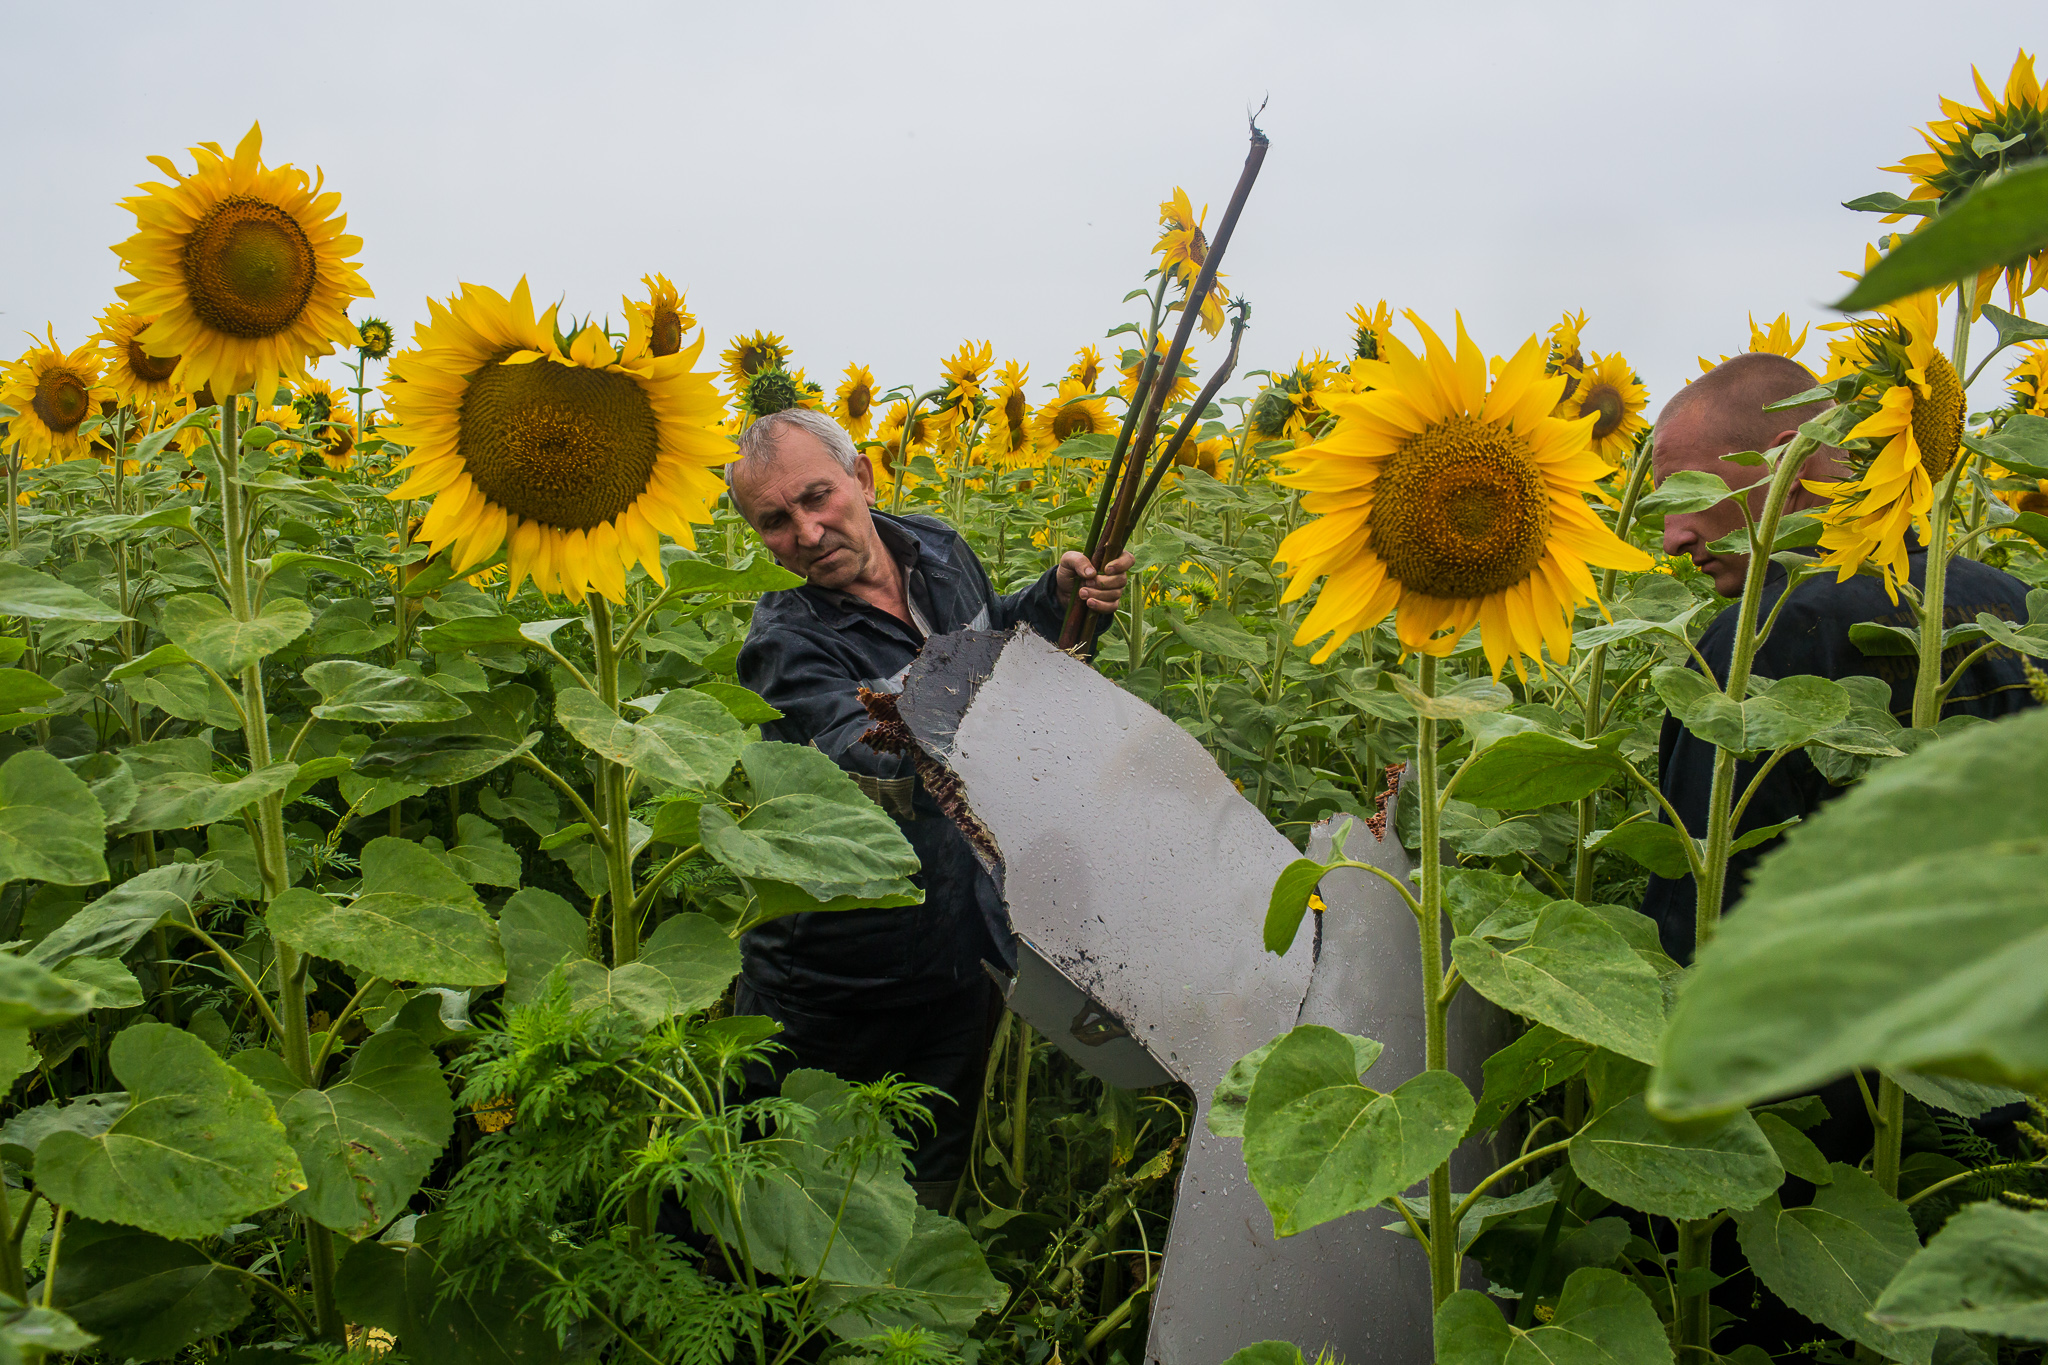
<box><xmin>6</xmin><ymin>1</ymin><xmax>2041</xmax><ymax>422</ymax></box>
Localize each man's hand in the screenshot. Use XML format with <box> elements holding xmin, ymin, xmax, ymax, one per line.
<box><xmin>1057</xmin><ymin>551</ymin><xmax>1136</xmax><ymax>614</ymax></box>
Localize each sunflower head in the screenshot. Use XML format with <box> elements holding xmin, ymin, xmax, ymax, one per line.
<box><xmin>743</xmin><ymin>367</ymin><xmax>804</xmax><ymax>418</ymax></box>
<box><xmin>0</xmin><ymin>329</ymin><xmax>105</xmax><ymax>466</ymax></box>
<box><xmin>1273</xmin><ymin>313</ymin><xmax>1650</xmax><ymax>678</ymax></box>
<box><xmin>720</xmin><ymin>330</ymin><xmax>789</xmax><ymax>394</ymax></box>
<box><xmin>1067</xmin><ymin>346</ymin><xmax>1104</xmax><ymax>393</ymax></box>
<box><xmin>1546</xmin><ymin>311</ymin><xmax>1588</xmax><ymax>379</ymax></box>
<box><xmin>1557</xmin><ymin>351</ymin><xmax>1650</xmax><ymax>464</ymax></box>
<box><xmin>833</xmin><ymin>363</ymin><xmax>878</xmax><ymax>440</ymax></box>
<box><xmin>1881</xmin><ymin>52</ymin><xmax>2048</xmax><ymax>308</ymax></box>
<box><xmin>113</xmin><ymin>122</ymin><xmax>369</xmax><ymax>406</ymax></box>
<box><xmin>1154</xmin><ymin>187</ymin><xmax>1209</xmax><ymax>280</ymax></box>
<box><xmin>1248</xmin><ymin>355</ymin><xmax>1334</xmax><ymax>444</ymax></box>
<box><xmin>355</xmin><ymin>316</ymin><xmax>395</xmax><ymax>362</ymax></box>
<box><xmin>386</xmin><ymin>280</ymin><xmax>729</xmax><ymax>603</ymax></box>
<box><xmin>1119</xmin><ymin>334</ymin><xmax>1200</xmax><ymax>407</ymax></box>
<box><xmin>1031</xmin><ymin>379</ymin><xmax>1113</xmax><ymax>451</ymax></box>
<box><xmin>94</xmin><ymin>305</ymin><xmax>182</xmax><ymax>406</ymax></box>
<box><xmin>2008</xmin><ymin>341</ymin><xmax>2048</xmax><ymax>415</ymax></box>
<box><xmin>293</xmin><ymin>375</ymin><xmax>345</xmax><ymax>426</ymax></box>
<box><xmin>983</xmin><ymin>360</ymin><xmax>1034</xmax><ymax>465</ymax></box>
<box><xmin>1351</xmin><ymin>301</ymin><xmax>1395</xmax><ymax>361</ymax></box>
<box><xmin>628</xmin><ymin>275</ymin><xmax>694</xmax><ymax>359</ymax></box>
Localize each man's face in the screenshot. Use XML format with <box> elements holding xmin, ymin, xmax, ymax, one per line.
<box><xmin>1652</xmin><ymin>408</ymin><xmax>1790</xmax><ymax>597</ymax></box>
<box><xmin>730</xmin><ymin>429</ymin><xmax>881</xmax><ymax>591</ymax></box>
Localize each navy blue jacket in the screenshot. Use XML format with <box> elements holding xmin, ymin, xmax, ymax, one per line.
<box><xmin>1643</xmin><ymin>549</ymin><xmax>2037</xmax><ymax>962</ymax></box>
<box><xmin>736</xmin><ymin>511</ymin><xmax>1067</xmax><ymax>1008</ymax></box>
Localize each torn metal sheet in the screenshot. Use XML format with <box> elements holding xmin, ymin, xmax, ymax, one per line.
<box><xmin>895</xmin><ymin>627</ymin><xmax>1511</xmax><ymax>1365</ymax></box>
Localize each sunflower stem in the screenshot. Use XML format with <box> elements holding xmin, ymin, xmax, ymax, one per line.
<box><xmin>1414</xmin><ymin>655</ymin><xmax>1458</xmax><ymax>1310</ymax></box>
<box><xmin>1573</xmin><ymin>438</ymin><xmax>1657</xmax><ymax>902</ymax></box>
<box><xmin>1692</xmin><ymin>430</ymin><xmax>1817</xmax><ymax>951</ymax></box>
<box><xmin>216</xmin><ymin>395</ymin><xmax>343</xmax><ymax>1343</ymax></box>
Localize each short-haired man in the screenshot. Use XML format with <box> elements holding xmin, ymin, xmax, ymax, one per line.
<box><xmin>727</xmin><ymin>408</ymin><xmax>1132</xmax><ymax>1203</ymax></box>
<box><xmin>1642</xmin><ymin>352</ymin><xmax>2036</xmax><ymax>962</ymax></box>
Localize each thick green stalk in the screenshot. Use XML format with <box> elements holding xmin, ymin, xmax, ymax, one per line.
<box><xmin>1416</xmin><ymin>655</ymin><xmax>1457</xmax><ymax>1308</ymax></box>
<box><xmin>1573</xmin><ymin>441</ymin><xmax>1656</xmax><ymax>902</ymax></box>
<box><xmin>218</xmin><ymin>398</ymin><xmax>341</xmax><ymax>1342</ymax></box>
<box><xmin>1010</xmin><ymin>1021</ymin><xmax>1033</xmax><ymax>1199</ymax></box>
<box><xmin>0</xmin><ymin>1179</ymin><xmax>22</xmax><ymax>1303</ymax></box>
<box><xmin>1675</xmin><ymin>1219</ymin><xmax>1714</xmax><ymax>1352</ymax></box>
<box><xmin>589</xmin><ymin>597</ymin><xmax>639</xmax><ymax>967</ymax></box>
<box><xmin>1693</xmin><ymin>431</ymin><xmax>1818</xmax><ymax>949</ymax></box>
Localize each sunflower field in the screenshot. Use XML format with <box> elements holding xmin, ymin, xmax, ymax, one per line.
<box><xmin>4</xmin><ymin>47</ymin><xmax>2048</xmax><ymax>1365</ymax></box>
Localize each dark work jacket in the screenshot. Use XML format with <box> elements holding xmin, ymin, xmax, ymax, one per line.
<box><xmin>735</xmin><ymin>511</ymin><xmax>1067</xmax><ymax>1008</ymax></box>
<box><xmin>1643</xmin><ymin>549</ymin><xmax>2037</xmax><ymax>962</ymax></box>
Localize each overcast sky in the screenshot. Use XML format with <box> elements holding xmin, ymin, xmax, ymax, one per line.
<box><xmin>6</xmin><ymin>2</ymin><xmax>2041</xmax><ymax>421</ymax></box>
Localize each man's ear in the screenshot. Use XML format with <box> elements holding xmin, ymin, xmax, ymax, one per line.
<box><xmin>853</xmin><ymin>451</ymin><xmax>877</xmax><ymax>506</ymax></box>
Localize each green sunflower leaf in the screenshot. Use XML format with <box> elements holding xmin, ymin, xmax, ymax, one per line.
<box><xmin>1834</xmin><ymin>159</ymin><xmax>2048</xmax><ymax>311</ymax></box>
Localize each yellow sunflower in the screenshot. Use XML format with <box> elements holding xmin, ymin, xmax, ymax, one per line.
<box><xmin>95</xmin><ymin>305</ymin><xmax>183</xmax><ymax>406</ymax></box>
<box><xmin>1120</xmin><ymin>333</ymin><xmax>1199</xmax><ymax>407</ymax></box>
<box><xmin>1546</xmin><ymin>311</ymin><xmax>1588</xmax><ymax>395</ymax></box>
<box><xmin>355</xmin><ymin>316</ymin><xmax>395</xmax><ymax>362</ymax></box>
<box><xmin>1807</xmin><ymin>287</ymin><xmax>1963</xmax><ymax>598</ymax></box>
<box><xmin>1555</xmin><ymin>351</ymin><xmax>1649</xmax><ymax>464</ymax></box>
<box><xmin>932</xmin><ymin>340</ymin><xmax>994</xmax><ymax>452</ymax></box>
<box><xmin>981</xmin><ymin>360</ymin><xmax>1035</xmax><ymax>468</ymax></box>
<box><xmin>833</xmin><ymin>363</ymin><xmax>877</xmax><ymax>440</ymax></box>
<box><xmin>384</xmin><ymin>279</ymin><xmax>728</xmax><ymax>604</ymax></box>
<box><xmin>112</xmin><ymin>122</ymin><xmax>368</xmax><ymax>406</ymax></box>
<box><xmin>2007</xmin><ymin>340</ymin><xmax>2048</xmax><ymax>416</ymax></box>
<box><xmin>1067</xmin><ymin>345</ymin><xmax>1105</xmax><ymax>393</ymax></box>
<box><xmin>1273</xmin><ymin>313</ymin><xmax>1652</xmax><ymax>678</ymax></box>
<box><xmin>1350</xmin><ymin>301</ymin><xmax>1395</xmax><ymax>362</ymax></box>
<box><xmin>293</xmin><ymin>374</ymin><xmax>346</xmax><ymax>424</ymax></box>
<box><xmin>1</xmin><ymin>329</ymin><xmax>104</xmax><ymax>466</ymax></box>
<box><xmin>874</xmin><ymin>399</ymin><xmax>934</xmax><ymax>489</ymax></box>
<box><xmin>1248</xmin><ymin>354</ymin><xmax>1336</xmax><ymax>445</ymax></box>
<box><xmin>626</xmin><ymin>274</ymin><xmax>694</xmax><ymax>359</ymax></box>
<box><xmin>1697</xmin><ymin>312</ymin><xmax>1812</xmax><ymax>376</ymax></box>
<box><xmin>1155</xmin><ymin>187</ymin><xmax>1228</xmax><ymax>338</ymax></box>
<box><xmin>1031</xmin><ymin>378</ymin><xmax>1115</xmax><ymax>451</ymax></box>
<box><xmin>1881</xmin><ymin>50</ymin><xmax>2048</xmax><ymax>310</ymax></box>
<box><xmin>719</xmin><ymin>330</ymin><xmax>789</xmax><ymax>394</ymax></box>
<box><xmin>292</xmin><ymin>378</ymin><xmax>357</xmax><ymax>471</ymax></box>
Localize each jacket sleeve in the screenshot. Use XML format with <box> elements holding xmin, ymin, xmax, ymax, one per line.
<box><xmin>736</xmin><ymin>623</ymin><xmax>915</xmax><ymax>781</ymax></box>
<box><xmin>992</xmin><ymin>565</ymin><xmax>1068</xmax><ymax>643</ymax></box>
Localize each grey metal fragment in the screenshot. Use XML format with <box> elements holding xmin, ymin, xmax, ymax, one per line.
<box><xmin>896</xmin><ymin>628</ymin><xmax>1512</xmax><ymax>1365</ymax></box>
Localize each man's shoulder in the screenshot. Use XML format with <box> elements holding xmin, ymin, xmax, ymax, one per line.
<box><xmin>877</xmin><ymin>509</ymin><xmax>972</xmax><ymax>561</ymax></box>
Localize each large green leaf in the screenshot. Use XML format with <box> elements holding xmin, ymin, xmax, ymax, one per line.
<box><xmin>436</xmin><ymin>814</ymin><xmax>521</xmax><ymax>887</ymax></box>
<box><xmin>1652</xmin><ymin>669</ymin><xmax>1852</xmax><ymax>755</ymax></box>
<box><xmin>822</xmin><ymin>1206</ymin><xmax>1009</xmax><ymax>1335</ymax></box>
<box><xmin>1470</xmin><ymin>1025</ymin><xmax>1594</xmax><ymax>1135</ymax></box>
<box><xmin>702</xmin><ymin>743</ymin><xmax>923</xmax><ymax>929</ymax></box>
<box><xmin>335</xmin><ymin>1215</ymin><xmax>564</xmax><ymax>1365</ymax></box>
<box><xmin>1209</xmin><ymin>1031</ymin><xmax>1383</xmax><ymax>1140</ymax></box>
<box><xmin>52</xmin><ymin>1220</ymin><xmax>251</xmax><ymax>1363</ymax></box>
<box><xmin>157</xmin><ymin>594</ymin><xmax>311</xmax><ymax>674</ymax></box>
<box><xmin>259</xmin><ymin>1030</ymin><xmax>455</xmax><ymax>1239</ymax></box>
<box><xmin>698</xmin><ymin>1070</ymin><xmax>920</xmax><ymax>1298</ymax></box>
<box><xmin>1444</xmin><ymin>867</ymin><xmax>1551</xmax><ymax>941</ymax></box>
<box><xmin>1651</xmin><ymin>707</ymin><xmax>2048</xmax><ymax>1117</ymax></box>
<box><xmin>1835</xmin><ymin>159</ymin><xmax>2048</xmax><ymax>311</ymax></box>
<box><xmin>1872</xmin><ymin>1201</ymin><xmax>2048</xmax><ymax>1341</ymax></box>
<box><xmin>662</xmin><ymin>553</ymin><xmax>804</xmax><ymax>596</ymax></box>
<box><xmin>1454</xmin><ymin>732</ymin><xmax>1629</xmax><ymax>810</ymax></box>
<box><xmin>304</xmin><ymin>661</ymin><xmax>471</xmax><ymax>723</ymax></box>
<box><xmin>0</xmin><ymin>562</ymin><xmax>130</xmax><ymax>623</ymax></box>
<box><xmin>1451</xmin><ymin>902</ymin><xmax>1665</xmax><ymax>1063</ymax></box>
<box><xmin>35</xmin><ymin>1022</ymin><xmax>304</xmax><ymax>1239</ymax></box>
<box><xmin>1734</xmin><ymin>1165</ymin><xmax>1937</xmax><ymax>1365</ymax></box>
<box><xmin>118</xmin><ymin>760</ymin><xmax>297</xmax><ymax>834</ymax></box>
<box><xmin>555</xmin><ymin>687</ymin><xmax>743</xmax><ymax>791</ymax></box>
<box><xmin>0</xmin><ymin>1093</ymin><xmax>127</xmax><ymax>1165</ymax></box>
<box><xmin>268</xmin><ymin>838</ymin><xmax>504</xmax><ymax>987</ymax></box>
<box><xmin>1567</xmin><ymin>1095</ymin><xmax>1782</xmax><ymax>1219</ymax></box>
<box><xmin>417</xmin><ymin>613</ymin><xmax>527</xmax><ymax>651</ymax></box>
<box><xmin>0</xmin><ymin>669</ymin><xmax>58</xmax><ymax>712</ymax></box>
<box><xmin>1241</xmin><ymin>1024</ymin><xmax>1473</xmax><ymax>1237</ymax></box>
<box><xmin>0</xmin><ymin>1302</ymin><xmax>96</xmax><ymax>1362</ymax></box>
<box><xmin>0</xmin><ymin>954</ymin><xmax>94</xmax><ymax>1029</ymax></box>
<box><xmin>499</xmin><ymin>888</ymin><xmax>737</xmax><ymax>1026</ymax></box>
<box><xmin>0</xmin><ymin>750</ymin><xmax>107</xmax><ymax>887</ymax></box>
<box><xmin>1435</xmin><ymin>1268</ymin><xmax>1674</xmax><ymax>1364</ymax></box>
<box><xmin>353</xmin><ymin>731</ymin><xmax>540</xmax><ymax>787</ymax></box>
<box><xmin>29</xmin><ymin>863</ymin><xmax>212</xmax><ymax>968</ymax></box>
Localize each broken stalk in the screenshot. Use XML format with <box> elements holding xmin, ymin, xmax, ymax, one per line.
<box><xmin>1059</xmin><ymin>117</ymin><xmax>1269</xmax><ymax>649</ymax></box>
